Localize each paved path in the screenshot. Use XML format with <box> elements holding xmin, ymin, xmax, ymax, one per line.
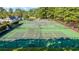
<box><xmin>0</xmin><ymin>19</ymin><xmax>79</xmax><ymax>41</ymax></box>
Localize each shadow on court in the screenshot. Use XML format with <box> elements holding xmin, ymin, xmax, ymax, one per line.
<box><xmin>0</xmin><ymin>37</ymin><xmax>79</xmax><ymax>51</ymax></box>
<box><xmin>0</xmin><ymin>23</ymin><xmax>23</xmax><ymax>38</ymax></box>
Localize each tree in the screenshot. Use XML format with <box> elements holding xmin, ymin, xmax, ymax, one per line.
<box><xmin>8</xmin><ymin>8</ymin><xmax>14</xmax><ymax>16</ymax></box>
<box><xmin>0</xmin><ymin>7</ymin><xmax>8</xmax><ymax>19</ymax></box>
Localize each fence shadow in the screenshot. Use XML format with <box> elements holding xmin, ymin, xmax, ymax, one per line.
<box><xmin>0</xmin><ymin>37</ymin><xmax>79</xmax><ymax>51</ymax></box>
<box><xmin>0</xmin><ymin>23</ymin><xmax>23</xmax><ymax>38</ymax></box>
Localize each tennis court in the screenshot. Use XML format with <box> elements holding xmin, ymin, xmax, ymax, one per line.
<box><xmin>0</xmin><ymin>19</ymin><xmax>79</xmax><ymax>41</ymax></box>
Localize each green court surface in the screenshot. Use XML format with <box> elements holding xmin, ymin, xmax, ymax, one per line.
<box><xmin>0</xmin><ymin>20</ymin><xmax>79</xmax><ymax>41</ymax></box>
